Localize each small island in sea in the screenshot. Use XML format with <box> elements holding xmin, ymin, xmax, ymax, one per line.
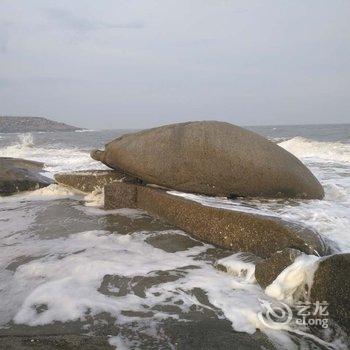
<box><xmin>0</xmin><ymin>116</ymin><xmax>83</xmax><ymax>133</ymax></box>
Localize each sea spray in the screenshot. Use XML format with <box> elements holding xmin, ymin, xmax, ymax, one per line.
<box><xmin>1</xmin><ymin>127</ymin><xmax>349</xmax><ymax>349</ymax></box>
<box><xmin>265</xmin><ymin>254</ymin><xmax>320</xmax><ymax>305</ymax></box>
<box><xmin>0</xmin><ymin>133</ymin><xmax>107</xmax><ymax>173</ymax></box>
<box><xmin>279</xmin><ymin>137</ymin><xmax>350</xmax><ymax>163</ymax></box>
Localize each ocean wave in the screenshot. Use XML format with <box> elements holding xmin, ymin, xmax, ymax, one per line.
<box><xmin>0</xmin><ymin>133</ymin><xmax>107</xmax><ymax>173</ymax></box>
<box><xmin>278</xmin><ymin>137</ymin><xmax>350</xmax><ymax>163</ymax></box>
<box><xmin>0</xmin><ymin>185</ymin><xmax>83</xmax><ymax>204</ymax></box>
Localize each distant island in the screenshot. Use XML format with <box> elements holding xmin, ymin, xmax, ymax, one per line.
<box><xmin>0</xmin><ymin>116</ymin><xmax>83</xmax><ymax>133</ymax></box>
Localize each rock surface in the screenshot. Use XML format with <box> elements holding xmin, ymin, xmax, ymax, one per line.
<box><xmin>164</xmin><ymin>319</ymin><xmax>276</xmax><ymax>350</ymax></box>
<box><xmin>310</xmin><ymin>253</ymin><xmax>350</xmax><ymax>330</ymax></box>
<box><xmin>92</xmin><ymin>121</ymin><xmax>324</xmax><ymax>199</ymax></box>
<box><xmin>255</xmin><ymin>248</ymin><xmax>303</xmax><ymax>289</ymax></box>
<box><xmin>0</xmin><ymin>116</ymin><xmax>82</xmax><ymax>133</ymax></box>
<box><xmin>104</xmin><ymin>181</ymin><xmax>327</xmax><ymax>258</ymax></box>
<box><xmin>54</xmin><ymin>170</ymin><xmax>140</xmax><ymax>193</ymax></box>
<box><xmin>0</xmin><ymin>157</ymin><xmax>52</xmax><ymax>195</ymax></box>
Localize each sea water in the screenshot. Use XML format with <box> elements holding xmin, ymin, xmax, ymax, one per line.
<box><xmin>0</xmin><ymin>124</ymin><xmax>349</xmax><ymax>349</ymax></box>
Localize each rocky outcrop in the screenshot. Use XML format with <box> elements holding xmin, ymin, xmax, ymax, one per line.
<box><xmin>0</xmin><ymin>157</ymin><xmax>52</xmax><ymax>195</ymax></box>
<box><xmin>255</xmin><ymin>248</ymin><xmax>303</xmax><ymax>289</ymax></box>
<box><xmin>310</xmin><ymin>254</ymin><xmax>350</xmax><ymax>330</ymax></box>
<box><xmin>104</xmin><ymin>181</ymin><xmax>327</xmax><ymax>258</ymax></box>
<box><xmin>91</xmin><ymin>121</ymin><xmax>324</xmax><ymax>199</ymax></box>
<box><xmin>54</xmin><ymin>170</ymin><xmax>141</xmax><ymax>193</ymax></box>
<box><xmin>53</xmin><ymin>171</ymin><xmax>327</xmax><ymax>258</ymax></box>
<box><xmin>0</xmin><ymin>116</ymin><xmax>82</xmax><ymax>133</ymax></box>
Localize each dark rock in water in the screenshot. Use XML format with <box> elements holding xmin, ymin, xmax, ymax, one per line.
<box><xmin>54</xmin><ymin>170</ymin><xmax>141</xmax><ymax>193</ymax></box>
<box><xmin>104</xmin><ymin>181</ymin><xmax>327</xmax><ymax>258</ymax></box>
<box><xmin>1</xmin><ymin>157</ymin><xmax>44</xmax><ymax>171</ymax></box>
<box><xmin>91</xmin><ymin>121</ymin><xmax>324</xmax><ymax>199</ymax></box>
<box><xmin>0</xmin><ymin>157</ymin><xmax>52</xmax><ymax>195</ymax></box>
<box><xmin>255</xmin><ymin>248</ymin><xmax>303</xmax><ymax>289</ymax></box>
<box><xmin>310</xmin><ymin>254</ymin><xmax>350</xmax><ymax>331</ymax></box>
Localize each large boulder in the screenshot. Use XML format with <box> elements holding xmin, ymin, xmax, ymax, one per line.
<box><xmin>91</xmin><ymin>121</ymin><xmax>324</xmax><ymax>199</ymax></box>
<box><xmin>310</xmin><ymin>254</ymin><xmax>350</xmax><ymax>330</ymax></box>
<box><xmin>0</xmin><ymin>157</ymin><xmax>52</xmax><ymax>195</ymax></box>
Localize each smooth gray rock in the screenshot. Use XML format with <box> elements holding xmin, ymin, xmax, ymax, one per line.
<box><xmin>91</xmin><ymin>121</ymin><xmax>324</xmax><ymax>199</ymax></box>
<box><xmin>0</xmin><ymin>157</ymin><xmax>52</xmax><ymax>195</ymax></box>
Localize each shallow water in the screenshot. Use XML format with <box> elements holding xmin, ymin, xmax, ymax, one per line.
<box><xmin>0</xmin><ymin>124</ymin><xmax>349</xmax><ymax>349</ymax></box>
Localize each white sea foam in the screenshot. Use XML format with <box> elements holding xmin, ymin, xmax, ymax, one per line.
<box><xmin>0</xmin><ymin>226</ymin><xmax>336</xmax><ymax>348</ymax></box>
<box><xmin>0</xmin><ymin>184</ymin><xmax>82</xmax><ymax>203</ymax></box>
<box><xmin>1</xmin><ymin>131</ymin><xmax>349</xmax><ymax>348</ymax></box>
<box><xmin>0</xmin><ymin>133</ymin><xmax>107</xmax><ymax>173</ymax></box>
<box><xmin>9</xmin><ymin>230</ymin><xmax>210</xmax><ymax>326</ymax></box>
<box><xmin>278</xmin><ymin>137</ymin><xmax>350</xmax><ymax>163</ymax></box>
<box><xmin>168</xmin><ymin>191</ymin><xmax>274</xmax><ymax>217</ymax></box>
<box><xmin>0</xmin><ymin>184</ymin><xmax>108</xmax><ymax>213</ymax></box>
<box><xmin>0</xmin><ymin>222</ymin><xmax>324</xmax><ymax>347</ymax></box>
<box><xmin>265</xmin><ymin>254</ymin><xmax>320</xmax><ymax>304</ymax></box>
<box><xmin>80</xmin><ymin>206</ymin><xmax>149</xmax><ymax>219</ymax></box>
<box><xmin>215</xmin><ymin>253</ymin><xmax>257</xmax><ymax>283</ymax></box>
<box><xmin>83</xmin><ymin>189</ymin><xmax>104</xmax><ymax>208</ymax></box>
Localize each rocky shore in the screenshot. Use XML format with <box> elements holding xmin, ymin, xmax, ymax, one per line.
<box><xmin>2</xmin><ymin>121</ymin><xmax>349</xmax><ymax>337</ymax></box>
<box><xmin>54</xmin><ymin>168</ymin><xmax>348</xmax><ymax>331</ymax></box>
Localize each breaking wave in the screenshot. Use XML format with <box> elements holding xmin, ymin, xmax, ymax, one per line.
<box><xmin>278</xmin><ymin>137</ymin><xmax>350</xmax><ymax>163</ymax></box>
<box><xmin>1</xmin><ymin>128</ymin><xmax>350</xmax><ymax>348</ymax></box>
<box><xmin>0</xmin><ymin>133</ymin><xmax>107</xmax><ymax>173</ymax></box>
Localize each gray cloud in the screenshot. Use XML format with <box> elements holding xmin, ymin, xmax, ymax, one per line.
<box><xmin>0</xmin><ymin>0</ymin><xmax>349</xmax><ymax>129</ymax></box>
<box><xmin>44</xmin><ymin>8</ymin><xmax>144</xmax><ymax>31</ymax></box>
<box><xmin>0</xmin><ymin>22</ymin><xmax>11</xmax><ymax>53</ymax></box>
<box><xmin>0</xmin><ymin>79</ymin><xmax>12</xmax><ymax>87</ymax></box>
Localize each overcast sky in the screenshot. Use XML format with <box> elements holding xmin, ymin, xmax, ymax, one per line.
<box><xmin>0</xmin><ymin>1</ymin><xmax>349</xmax><ymax>129</ymax></box>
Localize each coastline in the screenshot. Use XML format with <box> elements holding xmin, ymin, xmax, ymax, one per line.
<box><xmin>0</xmin><ymin>125</ymin><xmax>349</xmax><ymax>349</ymax></box>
